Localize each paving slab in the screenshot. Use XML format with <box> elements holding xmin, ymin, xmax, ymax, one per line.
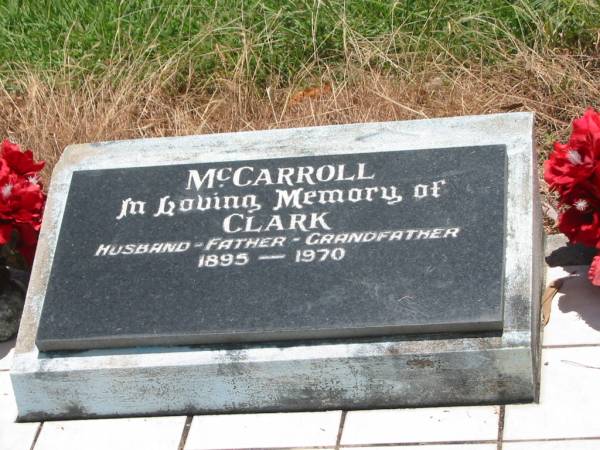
<box><xmin>340</xmin><ymin>406</ymin><xmax>500</xmax><ymax>446</ymax></box>
<box><xmin>543</xmin><ymin>266</ymin><xmax>600</xmax><ymax>347</ymax></box>
<box><xmin>0</xmin><ymin>372</ymin><xmax>39</xmax><ymax>450</ymax></box>
<box><xmin>345</xmin><ymin>446</ymin><xmax>496</xmax><ymax>450</ymax></box>
<box><xmin>34</xmin><ymin>416</ymin><xmax>186</xmax><ymax>450</ymax></box>
<box><xmin>504</xmin><ymin>346</ymin><xmax>600</xmax><ymax>440</ymax></box>
<box><xmin>504</xmin><ymin>441</ymin><xmax>600</xmax><ymax>449</ymax></box>
<box><xmin>184</xmin><ymin>411</ymin><xmax>342</xmax><ymax>450</ymax></box>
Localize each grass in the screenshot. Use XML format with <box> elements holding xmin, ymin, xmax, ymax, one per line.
<box><xmin>0</xmin><ymin>0</ymin><xmax>598</xmax><ymax>228</ymax></box>
<box><xmin>1</xmin><ymin>1</ymin><xmax>598</xmax><ymax>87</ymax></box>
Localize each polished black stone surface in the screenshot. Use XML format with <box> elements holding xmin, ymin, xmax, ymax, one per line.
<box><xmin>36</xmin><ymin>145</ymin><xmax>507</xmax><ymax>351</ymax></box>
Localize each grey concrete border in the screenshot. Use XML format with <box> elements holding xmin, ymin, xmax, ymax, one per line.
<box><xmin>11</xmin><ymin>112</ymin><xmax>542</xmax><ymax>420</ymax></box>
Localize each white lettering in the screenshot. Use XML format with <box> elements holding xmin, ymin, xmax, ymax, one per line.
<box><xmin>186</xmin><ymin>169</ymin><xmax>216</xmax><ymax>190</ymax></box>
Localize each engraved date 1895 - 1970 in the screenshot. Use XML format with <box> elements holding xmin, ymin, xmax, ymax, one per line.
<box><xmin>197</xmin><ymin>247</ymin><xmax>345</xmax><ymax>268</ymax></box>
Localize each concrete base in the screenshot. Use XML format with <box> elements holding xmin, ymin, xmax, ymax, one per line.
<box><xmin>11</xmin><ymin>113</ymin><xmax>542</xmax><ymax>420</ymax></box>
<box><xmin>13</xmin><ymin>333</ymin><xmax>537</xmax><ymax>421</ymax></box>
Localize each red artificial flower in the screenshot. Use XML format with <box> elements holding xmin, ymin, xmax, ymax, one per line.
<box><xmin>14</xmin><ymin>222</ymin><xmax>40</xmax><ymax>266</ymax></box>
<box><xmin>558</xmin><ymin>207</ymin><xmax>600</xmax><ymax>249</ymax></box>
<box><xmin>545</xmin><ymin>108</ymin><xmax>600</xmax><ymax>286</ymax></box>
<box><xmin>569</xmin><ymin>108</ymin><xmax>600</xmax><ymax>157</ymax></box>
<box><xmin>0</xmin><ymin>140</ymin><xmax>46</xmax><ymax>266</ymax></box>
<box><xmin>543</xmin><ymin>141</ymin><xmax>598</xmax><ymax>196</ymax></box>
<box><xmin>558</xmin><ymin>184</ymin><xmax>600</xmax><ymax>214</ymax></box>
<box><xmin>1</xmin><ymin>140</ymin><xmax>45</xmax><ymax>176</ymax></box>
<box><xmin>0</xmin><ymin>174</ymin><xmax>44</xmax><ymax>220</ymax></box>
<box><xmin>0</xmin><ymin>176</ymin><xmax>46</xmax><ymax>264</ymax></box>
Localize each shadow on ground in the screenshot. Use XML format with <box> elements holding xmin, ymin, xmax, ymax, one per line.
<box><xmin>555</xmin><ymin>268</ymin><xmax>600</xmax><ymax>332</ymax></box>
<box><xmin>0</xmin><ymin>337</ymin><xmax>15</xmax><ymax>362</ymax></box>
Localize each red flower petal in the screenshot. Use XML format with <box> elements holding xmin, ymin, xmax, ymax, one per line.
<box><xmin>0</xmin><ymin>223</ymin><xmax>13</xmax><ymax>245</ymax></box>
<box><xmin>543</xmin><ymin>143</ymin><xmax>596</xmax><ymax>196</ymax></box>
<box><xmin>14</xmin><ymin>222</ymin><xmax>39</xmax><ymax>265</ymax></box>
<box><xmin>1</xmin><ymin>139</ymin><xmax>45</xmax><ymax>176</ymax></box>
<box><xmin>558</xmin><ymin>208</ymin><xmax>600</xmax><ymax>248</ymax></box>
<box><xmin>0</xmin><ymin>140</ymin><xmax>46</xmax><ymax>267</ymax></box>
<box><xmin>588</xmin><ymin>254</ymin><xmax>600</xmax><ymax>286</ymax></box>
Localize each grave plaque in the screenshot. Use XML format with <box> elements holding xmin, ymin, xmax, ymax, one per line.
<box><xmin>36</xmin><ymin>145</ymin><xmax>506</xmax><ymax>351</ymax></box>
<box><xmin>12</xmin><ymin>113</ymin><xmax>542</xmax><ymax>421</ymax></box>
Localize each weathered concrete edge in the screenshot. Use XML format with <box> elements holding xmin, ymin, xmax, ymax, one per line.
<box><xmin>11</xmin><ymin>345</ymin><xmax>535</xmax><ymax>421</ymax></box>
<box><xmin>530</xmin><ymin>120</ymin><xmax>543</xmax><ymax>401</ymax></box>
<box><xmin>11</xmin><ymin>112</ymin><xmax>540</xmax><ymax>419</ymax></box>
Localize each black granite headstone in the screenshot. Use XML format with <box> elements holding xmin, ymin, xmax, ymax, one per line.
<box><xmin>36</xmin><ymin>145</ymin><xmax>507</xmax><ymax>351</ymax></box>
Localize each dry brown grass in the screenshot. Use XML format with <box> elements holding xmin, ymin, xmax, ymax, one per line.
<box><xmin>0</xmin><ymin>48</ymin><xmax>598</xmax><ymax>229</ymax></box>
